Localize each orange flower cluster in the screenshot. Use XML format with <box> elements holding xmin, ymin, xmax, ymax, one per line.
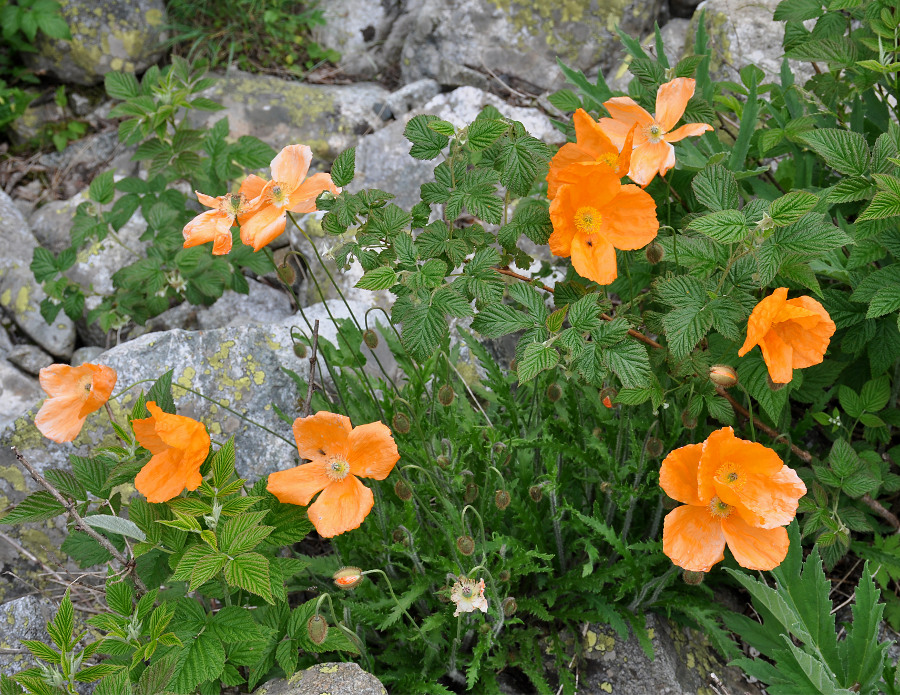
<box><xmin>739</xmin><ymin>288</ymin><xmax>836</xmax><ymax>384</ymax></box>
<box><xmin>660</xmin><ymin>427</ymin><xmax>806</xmax><ymax>572</ymax></box>
<box><xmin>35</xmin><ymin>363</ymin><xmax>117</xmax><ymax>443</ymax></box>
<box><xmin>267</xmin><ymin>411</ymin><xmax>400</xmax><ymax>538</ymax></box>
<box><xmin>183</xmin><ymin>144</ymin><xmax>340</xmax><ymax>255</ymax></box>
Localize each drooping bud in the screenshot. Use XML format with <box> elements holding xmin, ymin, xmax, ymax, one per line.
<box><xmin>464</xmin><ymin>483</ymin><xmax>479</xmax><ymax>503</ymax></box>
<box><xmin>392</xmin><ymin>412</ymin><xmax>411</xmax><ymax>434</ymax></box>
<box><xmin>438</xmin><ymin>384</ymin><xmax>455</xmax><ymax>406</ymax></box>
<box><xmin>333</xmin><ymin>566</ymin><xmax>363</xmax><ymax>590</ymax></box>
<box><xmin>492</xmin><ymin>442</ymin><xmax>506</xmax><ymax>455</ymax></box>
<box><xmin>709</xmin><ymin>364</ymin><xmax>738</xmax><ymax>388</ymax></box>
<box><xmin>277</xmin><ymin>262</ymin><xmax>296</xmax><ymax>285</ymax></box>
<box><xmin>494</xmin><ymin>489</ymin><xmax>511</xmax><ymax>510</ymax></box>
<box><xmin>307</xmin><ymin>614</ymin><xmax>328</xmax><ymax>644</ymax></box>
<box><xmin>682</xmin><ymin>570</ymin><xmax>705</xmax><ymax>586</ymax></box>
<box><xmin>456</xmin><ymin>535</ymin><xmax>475</xmax><ymax>556</ymax></box>
<box><xmin>645</xmin><ymin>437</ymin><xmax>664</xmax><ymax>458</ymax></box>
<box><xmin>600</xmin><ymin>387</ymin><xmax>617</xmax><ymax>408</ymax></box>
<box><xmin>498</xmin><ymin>570</ymin><xmax>510</xmax><ymax>582</ymax></box>
<box><xmin>394</xmin><ymin>479</ymin><xmax>412</xmax><ymax>501</ymax></box>
<box><xmin>529</xmin><ymin>485</ymin><xmax>543</xmax><ymax>503</ymax></box>
<box><xmin>502</xmin><ymin>597</ymin><xmax>518</xmax><ymax>616</ymax></box>
<box><xmin>681</xmin><ymin>411</ymin><xmax>697</xmax><ymax>429</ymax></box>
<box><xmin>546</xmin><ymin>383</ymin><xmax>562</xmax><ymax>402</ymax></box>
<box><xmin>767</xmin><ymin>375</ymin><xmax>787</xmax><ymax>392</ymax></box>
<box><xmin>436</xmin><ymin>454</ymin><xmax>450</xmax><ymax>469</ymax></box>
<box><xmin>363</xmin><ymin>329</ymin><xmax>379</xmax><ymax>349</ymax></box>
<box><xmin>293</xmin><ymin>343</ymin><xmax>307</xmax><ymax>358</ymax></box>
<box><xmin>392</xmin><ymin>528</ymin><xmax>408</xmax><ymax>544</ymax></box>
<box><xmin>645</xmin><ymin>242</ymin><xmax>664</xmax><ymax>265</ymax></box>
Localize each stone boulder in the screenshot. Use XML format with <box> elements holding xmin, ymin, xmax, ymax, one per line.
<box><xmin>252</xmin><ymin>663</ymin><xmax>387</xmax><ymax>695</ymax></box>
<box><xmin>0</xmin><ymin>191</ymin><xmax>76</xmax><ymax>358</ymax></box>
<box><xmin>28</xmin><ymin>0</ymin><xmax>169</xmax><ymax>86</ymax></box>
<box><xmin>400</xmin><ymin>0</ymin><xmax>663</xmax><ymax>93</ymax></box>
<box><xmin>0</xmin><ymin>359</ymin><xmax>43</xmax><ymax>435</ymax></box>
<box><xmin>0</xmin><ymin>596</ymin><xmax>58</xmax><ymax>676</ymax></box>
<box><xmin>192</xmin><ymin>70</ymin><xmax>392</xmax><ymax>161</ymax></box>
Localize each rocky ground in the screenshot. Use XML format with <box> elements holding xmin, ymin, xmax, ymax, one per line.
<box><xmin>0</xmin><ymin>0</ymin><xmax>825</xmax><ymax>692</ymax></box>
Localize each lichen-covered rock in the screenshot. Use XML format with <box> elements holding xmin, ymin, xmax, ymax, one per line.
<box><xmin>352</xmin><ymin>86</ymin><xmax>565</xmax><ymax>210</ymax></box>
<box><xmin>71</xmin><ymin>346</ymin><xmax>105</xmax><ymax>366</ymax></box>
<box><xmin>312</xmin><ymin>0</ymin><xmax>404</xmax><ymax>80</ymax></box>
<box><xmin>685</xmin><ymin>0</ymin><xmax>813</xmax><ymax>84</ymax></box>
<box><xmin>0</xmin><ymin>359</ymin><xmax>43</xmax><ymax>435</ymax></box>
<box><xmin>400</xmin><ymin>0</ymin><xmax>663</xmax><ymax>93</ymax></box>
<box><xmin>252</xmin><ymin>663</ymin><xmax>387</xmax><ymax>695</ymax></box>
<box><xmin>659</xmin><ymin>19</ymin><xmax>691</xmax><ymax>67</ymax></box>
<box><xmin>191</xmin><ymin>70</ymin><xmax>391</xmax><ymax>160</ymax></box>
<box><xmin>0</xmin><ymin>191</ymin><xmax>76</xmax><ymax>358</ymax></box>
<box><xmin>0</xmin><ymin>596</ymin><xmax>58</xmax><ymax>676</ymax></box>
<box><xmin>27</xmin><ymin>0</ymin><xmax>169</xmax><ymax>86</ymax></box>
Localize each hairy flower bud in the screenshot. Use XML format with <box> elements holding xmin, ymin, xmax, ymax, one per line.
<box><xmin>682</xmin><ymin>570</ymin><xmax>705</xmax><ymax>586</ymax></box>
<box><xmin>498</xmin><ymin>570</ymin><xmax>510</xmax><ymax>582</ymax></box>
<box><xmin>392</xmin><ymin>528</ymin><xmax>408</xmax><ymax>544</ymax></box>
<box><xmin>307</xmin><ymin>614</ymin><xmax>328</xmax><ymax>644</ymax></box>
<box><xmin>529</xmin><ymin>485</ymin><xmax>543</xmax><ymax>503</ymax></box>
<box><xmin>363</xmin><ymin>329</ymin><xmax>379</xmax><ymax>349</ymax></box>
<box><xmin>546</xmin><ymin>383</ymin><xmax>562</xmax><ymax>402</ymax></box>
<box><xmin>436</xmin><ymin>454</ymin><xmax>450</xmax><ymax>469</ymax></box>
<box><xmin>709</xmin><ymin>364</ymin><xmax>738</xmax><ymax>388</ymax></box>
<box><xmin>464</xmin><ymin>483</ymin><xmax>479</xmax><ymax>503</ymax></box>
<box><xmin>600</xmin><ymin>387</ymin><xmax>617</xmax><ymax>408</ymax></box>
<box><xmin>392</xmin><ymin>412</ymin><xmax>411</xmax><ymax>434</ymax></box>
<box><xmin>438</xmin><ymin>384</ymin><xmax>455</xmax><ymax>406</ymax></box>
<box><xmin>394</xmin><ymin>479</ymin><xmax>412</xmax><ymax>501</ymax></box>
<box><xmin>277</xmin><ymin>262</ymin><xmax>296</xmax><ymax>285</ymax></box>
<box><xmin>456</xmin><ymin>535</ymin><xmax>475</xmax><ymax>556</ymax></box>
<box><xmin>293</xmin><ymin>343</ymin><xmax>307</xmax><ymax>358</ymax></box>
<box><xmin>494</xmin><ymin>489</ymin><xmax>511</xmax><ymax>510</ymax></box>
<box><xmin>645</xmin><ymin>437</ymin><xmax>664</xmax><ymax>458</ymax></box>
<box><xmin>645</xmin><ymin>242</ymin><xmax>664</xmax><ymax>265</ymax></box>
<box><xmin>502</xmin><ymin>597</ymin><xmax>518</xmax><ymax>616</ymax></box>
<box><xmin>681</xmin><ymin>411</ymin><xmax>698</xmax><ymax>429</ymax></box>
<box><xmin>333</xmin><ymin>566</ymin><xmax>363</xmax><ymax>590</ymax></box>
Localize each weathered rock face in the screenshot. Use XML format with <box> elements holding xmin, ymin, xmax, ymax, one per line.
<box><xmin>6</xmin><ymin>345</ymin><xmax>53</xmax><ymax>377</ymax></box>
<box><xmin>192</xmin><ymin>70</ymin><xmax>392</xmax><ymax>161</ymax></box>
<box><xmin>313</xmin><ymin>0</ymin><xmax>405</xmax><ymax>80</ymax></box>
<box><xmin>252</xmin><ymin>663</ymin><xmax>387</xmax><ymax>695</ymax></box>
<box><xmin>0</xmin><ymin>191</ymin><xmax>76</xmax><ymax>358</ymax></box>
<box><xmin>400</xmin><ymin>0</ymin><xmax>663</xmax><ymax>93</ymax></box>
<box><xmin>0</xmin><ymin>596</ymin><xmax>58</xmax><ymax>676</ymax></box>
<box><xmin>0</xmin><ymin>359</ymin><xmax>43</xmax><ymax>435</ymax></box>
<box><xmin>27</xmin><ymin>0</ymin><xmax>169</xmax><ymax>86</ymax></box>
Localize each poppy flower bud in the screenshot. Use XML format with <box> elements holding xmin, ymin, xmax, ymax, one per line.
<box><xmin>277</xmin><ymin>262</ymin><xmax>296</xmax><ymax>285</ymax></box>
<box><xmin>502</xmin><ymin>597</ymin><xmax>518</xmax><ymax>616</ymax></box>
<box><xmin>492</xmin><ymin>441</ymin><xmax>507</xmax><ymax>455</ymax></box>
<box><xmin>307</xmin><ymin>614</ymin><xmax>328</xmax><ymax>644</ymax></box>
<box><xmin>767</xmin><ymin>374</ymin><xmax>787</xmax><ymax>392</ymax></box>
<box><xmin>464</xmin><ymin>483</ymin><xmax>479</xmax><ymax>503</ymax></box>
<box><xmin>529</xmin><ymin>485</ymin><xmax>543</xmax><ymax>503</ymax></box>
<box><xmin>392</xmin><ymin>528</ymin><xmax>408</xmax><ymax>544</ymax></box>
<box><xmin>645</xmin><ymin>437</ymin><xmax>663</xmax><ymax>458</ymax></box>
<box><xmin>709</xmin><ymin>364</ymin><xmax>738</xmax><ymax>388</ymax></box>
<box><xmin>546</xmin><ymin>383</ymin><xmax>562</xmax><ymax>402</ymax></box>
<box><xmin>394</xmin><ymin>479</ymin><xmax>412</xmax><ymax>501</ymax></box>
<box><xmin>436</xmin><ymin>454</ymin><xmax>450</xmax><ymax>469</ymax></box>
<box><xmin>600</xmin><ymin>387</ymin><xmax>617</xmax><ymax>408</ymax></box>
<box><xmin>363</xmin><ymin>329</ymin><xmax>379</xmax><ymax>349</ymax></box>
<box><xmin>682</xmin><ymin>570</ymin><xmax>705</xmax><ymax>586</ymax></box>
<box><xmin>499</xmin><ymin>570</ymin><xmax>510</xmax><ymax>582</ymax></box>
<box><xmin>509</xmin><ymin>358</ymin><xmax>517</xmax><ymax>373</ymax></box>
<box><xmin>495</xmin><ymin>489</ymin><xmax>511</xmax><ymax>510</ymax></box>
<box><xmin>681</xmin><ymin>411</ymin><xmax>697</xmax><ymax>429</ymax></box>
<box><xmin>293</xmin><ymin>343</ymin><xmax>307</xmax><ymax>358</ymax></box>
<box><xmin>333</xmin><ymin>566</ymin><xmax>363</xmax><ymax>590</ymax></box>
<box><xmin>479</xmin><ymin>622</ymin><xmax>492</xmax><ymax>634</ymax></box>
<box><xmin>438</xmin><ymin>384</ymin><xmax>455</xmax><ymax>406</ymax></box>
<box><xmin>645</xmin><ymin>242</ymin><xmax>664</xmax><ymax>265</ymax></box>
<box><xmin>456</xmin><ymin>535</ymin><xmax>475</xmax><ymax>556</ymax></box>
<box><xmin>392</xmin><ymin>412</ymin><xmax>410</xmax><ymax>434</ymax></box>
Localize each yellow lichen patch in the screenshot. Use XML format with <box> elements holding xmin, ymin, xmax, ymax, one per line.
<box><xmin>319</xmin><ymin>665</ymin><xmax>339</xmax><ymax>673</ymax></box>
<box><xmin>145</xmin><ymin>8</ymin><xmax>162</xmax><ymax>26</ymax></box>
<box><xmin>600</xmin><ymin>683</ymin><xmax>613</xmax><ymax>693</ymax></box>
<box><xmin>647</xmin><ymin>628</ymin><xmax>655</xmax><ymax>640</ymax></box>
<box><xmin>174</xmin><ymin>367</ymin><xmax>197</xmax><ymax>399</ymax></box>
<box><xmin>15</xmin><ymin>286</ymin><xmax>30</xmax><ymax>314</ymax></box>
<box><xmin>209</xmin><ymin>341</ymin><xmax>235</xmax><ymax>370</ymax></box>
<box><xmin>253</xmin><ymin>371</ymin><xmax>266</xmax><ymax>385</ymax></box>
<box><xmin>0</xmin><ymin>289</ymin><xmax>11</xmax><ymax>306</ymax></box>
<box><xmin>0</xmin><ymin>465</ymin><xmax>27</xmax><ymax>492</ymax></box>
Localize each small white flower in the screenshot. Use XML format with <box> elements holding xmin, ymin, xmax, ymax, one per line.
<box><xmin>450</xmin><ymin>576</ymin><xmax>488</xmax><ymax>617</ymax></box>
<box><xmin>662</xmin><ymin>402</ymin><xmax>670</xmax><ymax>409</ymax></box>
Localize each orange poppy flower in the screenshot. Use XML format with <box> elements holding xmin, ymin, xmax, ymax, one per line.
<box><xmin>237</xmin><ymin>144</ymin><xmax>341</xmax><ymax>252</ymax></box>
<box><xmin>267</xmin><ymin>411</ymin><xmax>400</xmax><ymax>538</ymax></box>
<box><xmin>182</xmin><ymin>176</ymin><xmax>267</xmax><ymax>255</ymax></box>
<box><xmin>546</xmin><ymin>108</ymin><xmax>634</xmax><ymax>199</ymax></box>
<box><xmin>35</xmin><ymin>363</ymin><xmax>117</xmax><ymax>443</ymax></box>
<box><xmin>548</xmin><ymin>163</ymin><xmax>659</xmax><ymax>285</ymax></box>
<box><xmin>133</xmin><ymin>402</ymin><xmax>211</xmax><ymax>503</ymax></box>
<box><xmin>738</xmin><ymin>288</ymin><xmax>836</xmax><ymax>384</ymax></box>
<box><xmin>660</xmin><ymin>427</ymin><xmax>806</xmax><ymax>572</ymax></box>
<box><xmin>598</xmin><ymin>77</ymin><xmax>713</xmax><ymax>187</ymax></box>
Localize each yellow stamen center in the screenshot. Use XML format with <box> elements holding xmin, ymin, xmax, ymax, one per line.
<box><xmin>325</xmin><ymin>456</ymin><xmax>350</xmax><ymax>482</ymax></box>
<box><xmin>647</xmin><ymin>122</ymin><xmax>664</xmax><ymax>143</ymax></box>
<box><xmin>574</xmin><ymin>206</ymin><xmax>602</xmax><ymax>236</ymax></box>
<box><xmin>715</xmin><ymin>461</ymin><xmax>745</xmax><ymax>490</ymax></box>
<box><xmin>220</xmin><ymin>193</ymin><xmax>246</xmax><ymax>217</ymax></box>
<box><xmin>269</xmin><ymin>182</ymin><xmax>291</xmax><ymax>208</ymax></box>
<box><xmin>708</xmin><ymin>496</ymin><xmax>734</xmax><ymax>519</ymax></box>
<box><xmin>597</xmin><ymin>153</ymin><xmax>618</xmax><ymax>168</ymax></box>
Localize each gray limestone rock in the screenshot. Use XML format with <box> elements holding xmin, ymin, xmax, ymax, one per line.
<box><xmin>400</xmin><ymin>0</ymin><xmax>663</xmax><ymax>93</ymax></box>
<box><xmin>659</xmin><ymin>19</ymin><xmax>691</xmax><ymax>67</ymax></box>
<box><xmin>6</xmin><ymin>345</ymin><xmax>54</xmax><ymax>377</ymax></box>
<box><xmin>0</xmin><ymin>359</ymin><xmax>44</xmax><ymax>435</ymax></box>
<box><xmin>191</xmin><ymin>70</ymin><xmax>392</xmax><ymax>161</ymax></box>
<box><xmin>27</xmin><ymin>0</ymin><xmax>169</xmax><ymax>86</ymax></box>
<box><xmin>0</xmin><ymin>191</ymin><xmax>76</xmax><ymax>359</ymax></box>
<box><xmin>0</xmin><ymin>596</ymin><xmax>58</xmax><ymax>677</ymax></box>
<box><xmin>312</xmin><ymin>0</ymin><xmax>403</xmax><ymax>80</ymax></box>
<box><xmin>252</xmin><ymin>663</ymin><xmax>387</xmax><ymax>695</ymax></box>
<box><xmin>385</xmin><ymin>79</ymin><xmax>441</xmax><ymax>118</ymax></box>
<box><xmin>71</xmin><ymin>346</ymin><xmax>105</xmax><ymax>367</ymax></box>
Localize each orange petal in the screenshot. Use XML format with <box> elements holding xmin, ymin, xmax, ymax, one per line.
<box><xmin>39</xmin><ymin>363</ymin><xmax>91</xmax><ymax>398</ymax></box>
<box><xmin>547</xmin><ymin>143</ymin><xmax>593</xmax><ymax>199</ymax></box>
<box><xmin>722</xmin><ymin>465</ymin><xmax>806</xmax><ymax>529</ymax></box>
<box><xmin>77</xmin><ymin>364</ymin><xmax>117</xmax><ymax>418</ymax></box>
<box><xmin>548</xmin><ymin>193</ymin><xmax>577</xmax><ymax>258</ymax></box>
<box><xmin>628</xmin><ymin>141</ymin><xmax>675</xmax><ymax>187</ymax></box>
<box><xmin>307</xmin><ymin>475</ymin><xmax>374</xmax><ymax>538</ymax></box>
<box><xmin>35</xmin><ymin>395</ymin><xmax>89</xmax><ymax>443</ymax></box>
<box><xmin>603</xmin><ymin>97</ymin><xmax>654</xmax><ymax>129</ymax></box>
<box><xmin>292</xmin><ymin>411</ymin><xmax>352</xmax><ymax>461</ymax></box>
<box><xmin>239</xmin><ymin>204</ymin><xmax>287</xmax><ymax>252</ymax></box>
<box><xmin>196</xmin><ymin>191</ymin><xmax>220</xmax><ymax>209</ymax></box>
<box><xmin>664</xmin><ymin>122</ymin><xmax>713</xmax><ymax>143</ymax></box>
<box><xmin>659</xmin><ymin>443</ymin><xmax>704</xmax><ymax>505</ymax></box>
<box><xmin>267</xmin><ymin>462</ymin><xmax>332</xmax><ymax>506</ymax></box>
<box><xmin>597</xmin><ymin>117</ymin><xmax>639</xmax><ymax>150</ymax></box>
<box><xmin>738</xmin><ymin>288</ymin><xmax>788</xmax><ymax>357</ymax></box>
<box><xmin>698</xmin><ymin>427</ymin><xmax>784</xmax><ymax>503</ymax></box>
<box><xmin>135</xmin><ymin>448</ymin><xmax>196</xmax><ymax>503</ymax></box>
<box><xmin>721</xmin><ymin>515</ymin><xmax>789</xmax><ymax>570</ymax></box>
<box><xmin>239</xmin><ymin>174</ymin><xmax>269</xmax><ymax>204</ymax></box>
<box><xmin>347</xmin><ymin>422</ymin><xmax>400</xmax><ymax>480</ymax></box>
<box><xmin>572</xmin><ymin>108</ymin><xmax>617</xmax><ymax>159</ymax></box>
<box><xmin>271</xmin><ymin>144</ymin><xmax>312</xmax><ymax>187</ymax></box>
<box><xmin>662</xmin><ymin>504</ymin><xmax>726</xmax><ymax>572</ymax></box>
<box><xmin>570</xmin><ymin>233</ymin><xmax>617</xmax><ymax>285</ymax></box>
<box><xmin>288</xmin><ymin>172</ymin><xmax>340</xmax><ymax>214</ymax></box>
<box><xmin>760</xmin><ymin>331</ymin><xmax>794</xmax><ymax>384</ymax></box>
<box><xmin>655</xmin><ymin>77</ymin><xmax>696</xmax><ymax>133</ymax></box>
<box><xmin>616</xmin><ymin>124</ymin><xmax>637</xmax><ymax>177</ymax></box>
<box><xmin>600</xmin><ymin>185</ymin><xmax>659</xmax><ymax>250</ymax></box>
<box><xmin>777</xmin><ymin>296</ymin><xmax>836</xmax><ymax>369</ymax></box>
<box><xmin>183</xmin><ymin>210</ymin><xmax>225</xmax><ymax>248</ymax></box>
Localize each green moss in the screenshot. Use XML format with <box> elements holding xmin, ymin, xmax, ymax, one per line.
<box><xmin>0</xmin><ymin>465</ymin><xmax>26</xmax><ymax>492</ymax></box>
